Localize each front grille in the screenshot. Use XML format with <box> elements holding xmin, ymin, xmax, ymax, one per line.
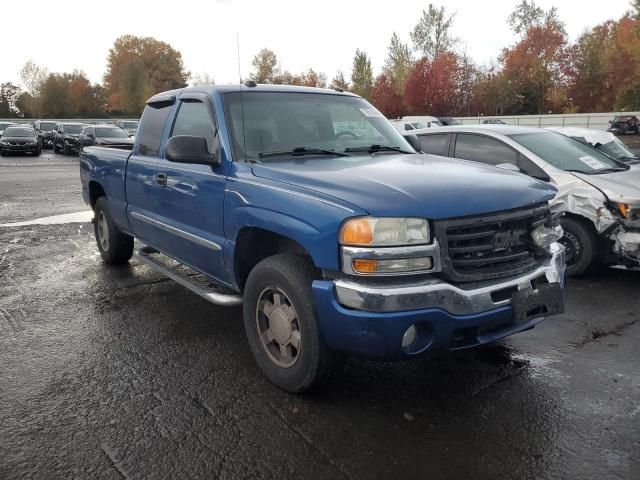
<box><xmin>435</xmin><ymin>204</ymin><xmax>550</xmax><ymax>282</ymax></box>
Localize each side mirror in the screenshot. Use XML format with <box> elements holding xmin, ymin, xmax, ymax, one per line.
<box><xmin>164</xmin><ymin>135</ymin><xmax>218</xmax><ymax>165</ymax></box>
<box><xmin>404</xmin><ymin>134</ymin><xmax>422</xmax><ymax>153</ymax></box>
<box><xmin>495</xmin><ymin>163</ymin><xmax>521</xmax><ymax>173</ymax></box>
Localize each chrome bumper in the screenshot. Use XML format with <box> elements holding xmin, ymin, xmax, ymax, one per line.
<box><xmin>334</xmin><ymin>242</ymin><xmax>566</xmax><ymax>314</ymax></box>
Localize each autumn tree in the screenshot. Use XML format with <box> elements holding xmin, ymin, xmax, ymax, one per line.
<box><xmin>330</xmin><ymin>71</ymin><xmax>349</xmax><ymax>90</ymax></box>
<box><xmin>565</xmin><ymin>21</ymin><xmax>616</xmax><ymax>112</ymax></box>
<box><xmin>404</xmin><ymin>53</ymin><xmax>461</xmax><ymax>116</ymax></box>
<box><xmin>410</xmin><ymin>4</ymin><xmax>458</xmax><ymax>60</ymax></box>
<box><xmin>191</xmin><ymin>73</ymin><xmax>215</xmax><ymax>86</ymax></box>
<box><xmin>371</xmin><ymin>74</ymin><xmax>403</xmax><ymax>118</ymax></box>
<box><xmin>19</xmin><ymin>60</ymin><xmax>48</xmax><ymax>96</ymax></box>
<box><xmin>350</xmin><ymin>49</ymin><xmax>374</xmax><ymax>99</ymax></box>
<box><xmin>499</xmin><ymin>4</ymin><xmax>568</xmax><ymax>114</ymax></box>
<box><xmin>383</xmin><ymin>33</ymin><xmax>414</xmax><ymax>95</ymax></box>
<box><xmin>0</xmin><ymin>83</ymin><xmax>21</xmax><ymax>117</ymax></box>
<box><xmin>251</xmin><ymin>48</ymin><xmax>279</xmax><ymax>83</ymax></box>
<box><xmin>104</xmin><ymin>35</ymin><xmax>189</xmax><ymax>115</ymax></box>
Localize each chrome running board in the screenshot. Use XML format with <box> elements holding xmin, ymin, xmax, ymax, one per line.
<box><xmin>135</xmin><ymin>245</ymin><xmax>243</xmax><ymax>307</ymax></box>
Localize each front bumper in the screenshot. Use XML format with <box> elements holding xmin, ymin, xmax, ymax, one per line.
<box><xmin>0</xmin><ymin>143</ymin><xmax>39</xmax><ymax>153</ymax></box>
<box><xmin>313</xmin><ymin>243</ymin><xmax>566</xmax><ymax>359</ymax></box>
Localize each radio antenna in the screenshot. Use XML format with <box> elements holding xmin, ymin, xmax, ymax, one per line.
<box><xmin>236</xmin><ymin>33</ymin><xmax>242</xmax><ymax>83</ymax></box>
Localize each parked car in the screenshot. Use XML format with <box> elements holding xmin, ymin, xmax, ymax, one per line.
<box><xmin>547</xmin><ymin>127</ymin><xmax>639</xmax><ymax>164</ymax></box>
<box><xmin>407</xmin><ymin>125</ymin><xmax>640</xmax><ymax>275</ymax></box>
<box><xmin>33</xmin><ymin>120</ymin><xmax>58</xmax><ymax>148</ymax></box>
<box><xmin>482</xmin><ymin>119</ymin><xmax>507</xmax><ymax>124</ymax></box>
<box><xmin>608</xmin><ymin>115</ymin><xmax>639</xmax><ymax>135</ymax></box>
<box><xmin>114</xmin><ymin>119</ymin><xmax>139</xmax><ymax>136</ymax></box>
<box><xmin>437</xmin><ymin>117</ymin><xmax>461</xmax><ymax>126</ymax></box>
<box><xmin>0</xmin><ymin>121</ymin><xmax>15</xmax><ymax>136</ymax></box>
<box><xmin>0</xmin><ymin>125</ymin><xmax>41</xmax><ymax>156</ymax></box>
<box><xmin>390</xmin><ymin>116</ymin><xmax>443</xmax><ymax>133</ymax></box>
<box><xmin>80</xmin><ymin>84</ymin><xmax>566</xmax><ymax>392</ymax></box>
<box><xmin>53</xmin><ymin>122</ymin><xmax>87</xmax><ymax>155</ymax></box>
<box><xmin>79</xmin><ymin>125</ymin><xmax>134</xmax><ymax>149</ymax></box>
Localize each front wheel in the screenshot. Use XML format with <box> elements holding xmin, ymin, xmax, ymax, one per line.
<box><xmin>93</xmin><ymin>197</ymin><xmax>134</xmax><ymax>264</ymax></box>
<box><xmin>53</xmin><ymin>141</ymin><xmax>59</xmax><ymax>153</ymax></box>
<box><xmin>559</xmin><ymin>217</ymin><xmax>597</xmax><ymax>276</ymax></box>
<box><xmin>243</xmin><ymin>253</ymin><xmax>342</xmax><ymax>393</ymax></box>
<box><xmin>63</xmin><ymin>143</ymin><xmax>70</xmax><ymax>155</ymax></box>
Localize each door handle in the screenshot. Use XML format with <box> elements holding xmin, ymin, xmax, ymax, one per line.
<box><xmin>155</xmin><ymin>173</ymin><xmax>167</xmax><ymax>187</ymax></box>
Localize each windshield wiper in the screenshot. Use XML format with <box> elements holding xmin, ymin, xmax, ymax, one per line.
<box><xmin>344</xmin><ymin>144</ymin><xmax>414</xmax><ymax>154</ymax></box>
<box><xmin>592</xmin><ymin>167</ymin><xmax>628</xmax><ymax>174</ymax></box>
<box><xmin>258</xmin><ymin>147</ymin><xmax>350</xmax><ymax>159</ymax></box>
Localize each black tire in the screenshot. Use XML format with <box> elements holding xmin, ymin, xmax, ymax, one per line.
<box><xmin>243</xmin><ymin>253</ymin><xmax>342</xmax><ymax>393</ymax></box>
<box><xmin>93</xmin><ymin>197</ymin><xmax>134</xmax><ymax>265</ymax></box>
<box><xmin>63</xmin><ymin>143</ymin><xmax>70</xmax><ymax>155</ymax></box>
<box><xmin>53</xmin><ymin>141</ymin><xmax>59</xmax><ymax>153</ymax></box>
<box><xmin>559</xmin><ymin>217</ymin><xmax>597</xmax><ymax>276</ymax></box>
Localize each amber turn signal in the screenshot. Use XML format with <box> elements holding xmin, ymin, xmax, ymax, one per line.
<box><xmin>618</xmin><ymin>203</ymin><xmax>630</xmax><ymax>218</ymax></box>
<box><xmin>340</xmin><ymin>219</ymin><xmax>373</xmax><ymax>245</ymax></box>
<box><xmin>352</xmin><ymin>258</ymin><xmax>377</xmax><ymax>273</ymax></box>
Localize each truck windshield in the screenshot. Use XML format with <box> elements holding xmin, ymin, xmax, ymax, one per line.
<box><xmin>223</xmin><ymin>91</ymin><xmax>412</xmax><ymax>161</ymax></box>
<box><xmin>509</xmin><ymin>131</ymin><xmax>623</xmax><ymax>174</ymax></box>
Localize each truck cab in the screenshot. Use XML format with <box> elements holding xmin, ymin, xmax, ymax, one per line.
<box><xmin>80</xmin><ymin>84</ymin><xmax>566</xmax><ymax>392</ymax></box>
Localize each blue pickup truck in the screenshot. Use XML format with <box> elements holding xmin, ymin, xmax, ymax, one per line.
<box><xmin>80</xmin><ymin>84</ymin><xmax>566</xmax><ymax>392</ymax></box>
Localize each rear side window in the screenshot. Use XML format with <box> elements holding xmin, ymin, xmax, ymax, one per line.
<box><xmin>418</xmin><ymin>134</ymin><xmax>449</xmax><ymax>156</ymax></box>
<box><xmin>171</xmin><ymin>101</ymin><xmax>216</xmax><ymax>153</ymax></box>
<box><xmin>138</xmin><ymin>104</ymin><xmax>172</xmax><ymax>156</ymax></box>
<box><xmin>454</xmin><ymin>134</ymin><xmax>518</xmax><ymax>165</ymax></box>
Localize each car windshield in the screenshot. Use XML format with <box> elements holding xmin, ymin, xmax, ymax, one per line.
<box><xmin>40</xmin><ymin>122</ymin><xmax>56</xmax><ymax>131</ymax></box>
<box><xmin>64</xmin><ymin>125</ymin><xmax>84</xmax><ymax>134</ymax></box>
<box><xmin>96</xmin><ymin>127</ymin><xmax>129</xmax><ymax>138</ymax></box>
<box><xmin>3</xmin><ymin>127</ymin><xmax>34</xmax><ymax>137</ymax></box>
<box><xmin>613</xmin><ymin>116</ymin><xmax>631</xmax><ymax>122</ymax></box>
<box><xmin>509</xmin><ymin>131</ymin><xmax>621</xmax><ymax>173</ymax></box>
<box><xmin>223</xmin><ymin>91</ymin><xmax>412</xmax><ymax>161</ymax></box>
<box><xmin>592</xmin><ymin>137</ymin><xmax>636</xmax><ymax>159</ymax></box>
<box><xmin>0</xmin><ymin>122</ymin><xmax>14</xmax><ymax>130</ymax></box>
<box><xmin>123</xmin><ymin>121</ymin><xmax>138</xmax><ymax>129</ymax></box>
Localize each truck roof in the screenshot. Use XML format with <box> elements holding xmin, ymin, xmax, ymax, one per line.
<box><xmin>146</xmin><ymin>84</ymin><xmax>358</xmax><ymax>105</ymax></box>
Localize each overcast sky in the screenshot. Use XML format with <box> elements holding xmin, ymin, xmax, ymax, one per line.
<box><xmin>1</xmin><ymin>0</ymin><xmax>631</xmax><ymax>88</ymax></box>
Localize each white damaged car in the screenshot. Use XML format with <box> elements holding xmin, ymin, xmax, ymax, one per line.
<box><xmin>405</xmin><ymin>125</ymin><xmax>640</xmax><ymax>275</ymax></box>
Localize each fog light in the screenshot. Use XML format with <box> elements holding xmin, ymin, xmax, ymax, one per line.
<box><xmin>401</xmin><ymin>324</ymin><xmax>417</xmax><ymax>349</ymax></box>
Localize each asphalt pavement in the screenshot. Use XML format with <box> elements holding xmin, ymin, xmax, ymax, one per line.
<box><xmin>0</xmin><ymin>151</ymin><xmax>639</xmax><ymax>479</ymax></box>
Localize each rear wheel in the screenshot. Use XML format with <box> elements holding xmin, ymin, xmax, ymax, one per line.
<box><xmin>93</xmin><ymin>197</ymin><xmax>134</xmax><ymax>265</ymax></box>
<box><xmin>243</xmin><ymin>253</ymin><xmax>342</xmax><ymax>393</ymax></box>
<box><xmin>559</xmin><ymin>217</ymin><xmax>597</xmax><ymax>276</ymax></box>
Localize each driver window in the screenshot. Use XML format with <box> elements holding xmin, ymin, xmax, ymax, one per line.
<box><xmin>171</xmin><ymin>101</ymin><xmax>216</xmax><ymax>153</ymax></box>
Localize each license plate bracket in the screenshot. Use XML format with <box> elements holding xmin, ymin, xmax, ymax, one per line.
<box><xmin>511</xmin><ymin>283</ymin><xmax>565</xmax><ymax>324</ymax></box>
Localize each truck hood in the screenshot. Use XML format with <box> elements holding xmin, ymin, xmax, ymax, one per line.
<box><xmin>572</xmin><ymin>168</ymin><xmax>640</xmax><ymax>204</ymax></box>
<box><xmin>251</xmin><ymin>154</ymin><xmax>557</xmax><ymax>219</ymax></box>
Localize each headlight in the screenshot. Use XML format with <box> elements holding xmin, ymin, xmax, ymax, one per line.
<box><xmin>531</xmin><ymin>224</ymin><xmax>564</xmax><ymax>249</ymax></box>
<box><xmin>340</xmin><ymin>217</ymin><xmax>440</xmax><ymax>275</ymax></box>
<box><xmin>340</xmin><ymin>217</ymin><xmax>430</xmax><ymax>246</ymax></box>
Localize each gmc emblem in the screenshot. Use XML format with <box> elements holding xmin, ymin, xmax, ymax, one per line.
<box><xmin>493</xmin><ymin>230</ymin><xmax>526</xmax><ymax>250</ymax></box>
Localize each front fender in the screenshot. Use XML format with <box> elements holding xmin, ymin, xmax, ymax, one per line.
<box><xmin>223</xmin><ymin>175</ymin><xmax>367</xmax><ymax>284</ymax></box>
